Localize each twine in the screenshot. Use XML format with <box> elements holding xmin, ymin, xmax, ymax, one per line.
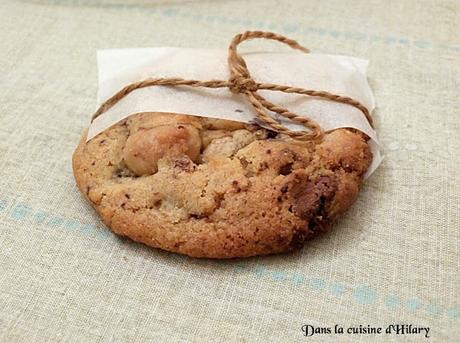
<box><xmin>92</xmin><ymin>31</ymin><xmax>372</xmax><ymax>141</ymax></box>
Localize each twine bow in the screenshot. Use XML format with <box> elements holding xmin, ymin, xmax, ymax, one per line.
<box><xmin>92</xmin><ymin>31</ymin><xmax>372</xmax><ymax>141</ymax></box>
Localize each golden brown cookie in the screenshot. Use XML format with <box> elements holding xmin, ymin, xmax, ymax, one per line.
<box><xmin>72</xmin><ymin>112</ymin><xmax>372</xmax><ymax>258</ymax></box>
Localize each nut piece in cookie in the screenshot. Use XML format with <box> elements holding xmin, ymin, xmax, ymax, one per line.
<box><xmin>123</xmin><ymin>124</ymin><xmax>201</xmax><ymax>175</ymax></box>
<box><xmin>123</xmin><ymin>113</ymin><xmax>203</xmax><ymax>175</ymax></box>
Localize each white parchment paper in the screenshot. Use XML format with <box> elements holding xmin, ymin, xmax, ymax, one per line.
<box><xmin>88</xmin><ymin>48</ymin><xmax>382</xmax><ymax>176</ymax></box>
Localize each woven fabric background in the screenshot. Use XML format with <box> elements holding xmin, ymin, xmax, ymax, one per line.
<box><xmin>0</xmin><ymin>0</ymin><xmax>458</xmax><ymax>342</ymax></box>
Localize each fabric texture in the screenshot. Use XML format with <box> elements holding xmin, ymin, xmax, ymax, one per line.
<box><xmin>0</xmin><ymin>0</ymin><xmax>458</xmax><ymax>342</ymax></box>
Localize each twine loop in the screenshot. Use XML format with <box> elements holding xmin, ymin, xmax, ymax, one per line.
<box><xmin>92</xmin><ymin>31</ymin><xmax>372</xmax><ymax>141</ymax></box>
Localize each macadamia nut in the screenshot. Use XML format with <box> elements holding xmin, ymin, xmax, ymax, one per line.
<box><xmin>123</xmin><ymin>124</ymin><xmax>201</xmax><ymax>175</ymax></box>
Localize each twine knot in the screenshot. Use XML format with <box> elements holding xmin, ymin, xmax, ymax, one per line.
<box><xmin>229</xmin><ymin>75</ymin><xmax>258</xmax><ymax>93</ymax></box>
<box><xmin>92</xmin><ymin>31</ymin><xmax>372</xmax><ymax>142</ymax></box>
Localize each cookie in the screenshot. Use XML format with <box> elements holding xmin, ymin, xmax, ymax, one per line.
<box><xmin>72</xmin><ymin>112</ymin><xmax>372</xmax><ymax>258</ymax></box>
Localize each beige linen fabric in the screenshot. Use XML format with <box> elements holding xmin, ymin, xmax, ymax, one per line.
<box><xmin>0</xmin><ymin>0</ymin><xmax>458</xmax><ymax>342</ymax></box>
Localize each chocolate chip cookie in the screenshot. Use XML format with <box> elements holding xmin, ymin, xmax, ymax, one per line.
<box><xmin>72</xmin><ymin>112</ymin><xmax>372</xmax><ymax>258</ymax></box>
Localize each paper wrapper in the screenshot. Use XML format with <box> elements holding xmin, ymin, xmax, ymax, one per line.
<box><xmin>88</xmin><ymin>48</ymin><xmax>382</xmax><ymax>177</ymax></box>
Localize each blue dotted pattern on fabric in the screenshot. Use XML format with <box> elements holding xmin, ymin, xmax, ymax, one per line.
<box><xmin>1</xmin><ymin>195</ymin><xmax>458</xmax><ymax>319</ymax></box>
<box><xmin>233</xmin><ymin>262</ymin><xmax>458</xmax><ymax>319</ymax></box>
<box><xmin>39</xmin><ymin>1</ymin><xmax>460</xmax><ymax>53</ymax></box>
<box><xmin>1</xmin><ymin>198</ymin><xmax>110</xmax><ymax>241</ymax></box>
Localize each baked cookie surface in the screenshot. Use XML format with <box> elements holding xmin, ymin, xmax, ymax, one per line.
<box><xmin>73</xmin><ymin>112</ymin><xmax>372</xmax><ymax>258</ymax></box>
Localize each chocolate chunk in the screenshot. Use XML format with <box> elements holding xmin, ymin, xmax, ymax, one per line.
<box><xmin>289</xmin><ymin>228</ymin><xmax>309</xmax><ymax>249</ymax></box>
<box><xmin>259</xmin><ymin>161</ymin><xmax>269</xmax><ymax>171</ymax></box>
<box><xmin>289</xmin><ymin>175</ymin><xmax>337</xmax><ymax>221</ymax></box>
<box><xmin>173</xmin><ymin>156</ymin><xmax>195</xmax><ymax>172</ymax></box>
<box><xmin>279</xmin><ymin>163</ymin><xmax>293</xmax><ymax>175</ymax></box>
<box><xmin>266</xmin><ymin>130</ymin><xmax>278</xmax><ymax>139</ymax></box>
